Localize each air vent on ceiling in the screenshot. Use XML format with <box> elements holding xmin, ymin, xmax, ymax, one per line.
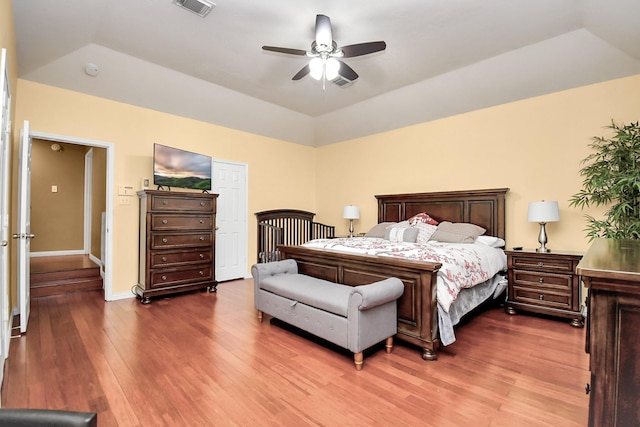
<box><xmin>173</xmin><ymin>0</ymin><xmax>215</xmax><ymax>17</ymax></box>
<box><xmin>331</xmin><ymin>75</ymin><xmax>354</xmax><ymax>88</ymax></box>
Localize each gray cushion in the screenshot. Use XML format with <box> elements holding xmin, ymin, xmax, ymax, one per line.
<box><xmin>364</xmin><ymin>222</ymin><xmax>396</xmax><ymax>238</ymax></box>
<box><xmin>429</xmin><ymin>221</ymin><xmax>486</xmax><ymax>243</ymax></box>
<box><xmin>260</xmin><ymin>274</ymin><xmax>352</xmax><ymax>317</ymax></box>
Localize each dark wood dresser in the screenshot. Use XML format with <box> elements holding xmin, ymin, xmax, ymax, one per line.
<box><xmin>135</xmin><ymin>190</ymin><xmax>218</xmax><ymax>304</ymax></box>
<box><xmin>505</xmin><ymin>249</ymin><xmax>584</xmax><ymax>326</ymax></box>
<box><xmin>576</xmin><ymin>238</ymin><xmax>640</xmax><ymax>427</ymax></box>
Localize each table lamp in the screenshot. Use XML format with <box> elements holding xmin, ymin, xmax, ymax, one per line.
<box><xmin>527</xmin><ymin>200</ymin><xmax>560</xmax><ymax>253</ymax></box>
<box><xmin>343</xmin><ymin>205</ymin><xmax>360</xmax><ymax>238</ymax></box>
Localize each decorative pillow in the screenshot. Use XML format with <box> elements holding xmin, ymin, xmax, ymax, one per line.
<box><xmin>429</xmin><ymin>221</ymin><xmax>486</xmax><ymax>243</ymax></box>
<box><xmin>364</xmin><ymin>222</ymin><xmax>397</xmax><ymax>238</ymax></box>
<box><xmin>475</xmin><ymin>235</ymin><xmax>506</xmax><ymax>248</ymax></box>
<box><xmin>385</xmin><ymin>223</ymin><xmax>419</xmax><ymax>242</ymax></box>
<box><xmin>408</xmin><ymin>212</ymin><xmax>439</xmax><ymax>226</ymax></box>
<box><xmin>414</xmin><ymin>223</ymin><xmax>438</xmax><ymax>244</ymax></box>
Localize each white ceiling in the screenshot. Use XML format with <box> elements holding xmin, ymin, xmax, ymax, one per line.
<box><xmin>12</xmin><ymin>0</ymin><xmax>640</xmax><ymax>146</ymax></box>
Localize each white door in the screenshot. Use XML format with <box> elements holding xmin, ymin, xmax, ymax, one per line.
<box><xmin>0</xmin><ymin>48</ymin><xmax>12</xmax><ymax>366</ymax></box>
<box><xmin>212</xmin><ymin>160</ymin><xmax>247</xmax><ymax>282</ymax></box>
<box><xmin>15</xmin><ymin>120</ymin><xmax>33</xmax><ymax>334</ymax></box>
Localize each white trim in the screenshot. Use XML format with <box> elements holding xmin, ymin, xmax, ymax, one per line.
<box><xmin>30</xmin><ymin>250</ymin><xmax>85</xmax><ymax>257</ymax></box>
<box><xmin>83</xmin><ymin>149</ymin><xmax>93</xmax><ymax>254</ymax></box>
<box><xmin>28</xmin><ymin>130</ymin><xmax>115</xmax><ymax>301</ymax></box>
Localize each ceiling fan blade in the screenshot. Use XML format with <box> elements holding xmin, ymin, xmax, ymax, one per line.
<box><xmin>315</xmin><ymin>14</ymin><xmax>333</xmax><ymax>49</ymax></box>
<box><xmin>292</xmin><ymin>64</ymin><xmax>311</xmax><ymax>80</ymax></box>
<box><xmin>336</xmin><ymin>60</ymin><xmax>359</xmax><ymax>81</ymax></box>
<box><xmin>262</xmin><ymin>46</ymin><xmax>308</xmax><ymax>56</ymax></box>
<box><xmin>340</xmin><ymin>41</ymin><xmax>387</xmax><ymax>58</ymax></box>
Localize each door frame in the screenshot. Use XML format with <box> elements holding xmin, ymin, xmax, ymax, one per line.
<box><xmin>28</xmin><ymin>130</ymin><xmax>115</xmax><ymax>300</ymax></box>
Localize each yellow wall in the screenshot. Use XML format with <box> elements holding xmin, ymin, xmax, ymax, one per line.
<box><xmin>315</xmin><ymin>74</ymin><xmax>640</xmax><ymax>253</ymax></box>
<box><xmin>13</xmin><ymin>80</ymin><xmax>317</xmax><ymax>296</ymax></box>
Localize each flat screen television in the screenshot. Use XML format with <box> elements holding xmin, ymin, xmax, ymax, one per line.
<box><xmin>153</xmin><ymin>143</ymin><xmax>212</xmax><ymax>191</ymax></box>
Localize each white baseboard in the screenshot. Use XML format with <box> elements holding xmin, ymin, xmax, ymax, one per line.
<box><xmin>30</xmin><ymin>250</ymin><xmax>85</xmax><ymax>258</ymax></box>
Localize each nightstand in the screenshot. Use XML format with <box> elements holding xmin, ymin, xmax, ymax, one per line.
<box><xmin>505</xmin><ymin>248</ymin><xmax>584</xmax><ymax>327</ymax></box>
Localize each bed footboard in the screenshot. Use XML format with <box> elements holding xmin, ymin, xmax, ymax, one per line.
<box><xmin>278</xmin><ymin>244</ymin><xmax>442</xmax><ymax>361</ymax></box>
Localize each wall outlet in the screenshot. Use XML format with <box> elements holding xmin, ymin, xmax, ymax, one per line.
<box><xmin>142</xmin><ymin>178</ymin><xmax>150</xmax><ymax>189</ymax></box>
<box><xmin>119</xmin><ymin>196</ymin><xmax>130</xmax><ymax>205</ymax></box>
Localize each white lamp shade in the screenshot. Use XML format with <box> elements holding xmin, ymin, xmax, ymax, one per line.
<box><xmin>309</xmin><ymin>58</ymin><xmax>323</xmax><ymax>80</ymax></box>
<box><xmin>528</xmin><ymin>201</ymin><xmax>560</xmax><ymax>223</ymax></box>
<box><xmin>325</xmin><ymin>58</ymin><xmax>340</xmax><ymax>80</ymax></box>
<box><xmin>343</xmin><ymin>205</ymin><xmax>360</xmax><ymax>219</ymax></box>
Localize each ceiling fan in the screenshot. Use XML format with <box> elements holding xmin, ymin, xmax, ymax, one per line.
<box><xmin>262</xmin><ymin>14</ymin><xmax>386</xmax><ymax>86</ymax></box>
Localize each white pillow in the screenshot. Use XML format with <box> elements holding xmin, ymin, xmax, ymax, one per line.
<box><xmin>475</xmin><ymin>235</ymin><xmax>506</xmax><ymax>248</ymax></box>
<box><xmin>414</xmin><ymin>223</ymin><xmax>438</xmax><ymax>244</ymax></box>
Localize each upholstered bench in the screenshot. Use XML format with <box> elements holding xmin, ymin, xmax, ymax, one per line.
<box><xmin>251</xmin><ymin>259</ymin><xmax>404</xmax><ymax>370</ymax></box>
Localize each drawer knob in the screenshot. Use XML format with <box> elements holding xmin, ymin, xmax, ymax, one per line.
<box><xmin>161</xmin><ymin>275</ymin><xmax>167</xmax><ymax>281</ymax></box>
<box><xmin>162</xmin><ymin>219</ymin><xmax>168</xmax><ymax>224</ymax></box>
<box><xmin>199</xmin><ymin>219</ymin><xmax>204</xmax><ymax>224</ymax></box>
<box><xmin>161</xmin><ymin>256</ymin><xmax>167</xmax><ymax>262</ymax></box>
<box><xmin>538</xmin><ymin>261</ymin><xmax>543</xmax><ymax>267</ymax></box>
<box><xmin>200</xmin><ymin>202</ymin><xmax>205</xmax><ymax>206</ymax></box>
<box><xmin>539</xmin><ymin>295</ymin><xmax>544</xmax><ymax>301</ymax></box>
<box><xmin>199</xmin><ymin>236</ymin><xmax>205</xmax><ymax>241</ymax></box>
<box><xmin>199</xmin><ymin>253</ymin><xmax>204</xmax><ymax>259</ymax></box>
<box><xmin>162</xmin><ymin>238</ymin><xmax>168</xmax><ymax>243</ymax></box>
<box><xmin>539</xmin><ymin>277</ymin><xmax>544</xmax><ymax>284</ymax></box>
<box><xmin>162</xmin><ymin>200</ymin><xmax>168</xmax><ymax>205</ymax></box>
<box><xmin>199</xmin><ymin>271</ymin><xmax>204</xmax><ymax>276</ymax></box>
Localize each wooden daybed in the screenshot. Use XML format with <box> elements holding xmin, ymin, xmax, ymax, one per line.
<box><xmin>277</xmin><ymin>188</ymin><xmax>508</xmax><ymax>361</ymax></box>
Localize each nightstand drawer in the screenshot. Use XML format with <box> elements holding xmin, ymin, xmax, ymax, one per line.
<box><xmin>512</xmin><ymin>286</ymin><xmax>571</xmax><ymax>310</ymax></box>
<box><xmin>511</xmin><ymin>256</ymin><xmax>574</xmax><ymax>273</ymax></box>
<box><xmin>512</xmin><ymin>270</ymin><xmax>572</xmax><ymax>291</ymax></box>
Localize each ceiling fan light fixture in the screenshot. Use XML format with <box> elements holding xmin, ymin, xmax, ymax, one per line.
<box><xmin>309</xmin><ymin>58</ymin><xmax>323</xmax><ymax>80</ymax></box>
<box><xmin>325</xmin><ymin>58</ymin><xmax>340</xmax><ymax>80</ymax></box>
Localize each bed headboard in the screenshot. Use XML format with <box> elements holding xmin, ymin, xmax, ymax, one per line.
<box><xmin>376</xmin><ymin>188</ymin><xmax>508</xmax><ymax>239</ymax></box>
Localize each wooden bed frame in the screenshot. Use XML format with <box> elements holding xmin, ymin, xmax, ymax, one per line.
<box><xmin>278</xmin><ymin>188</ymin><xmax>508</xmax><ymax>361</ymax></box>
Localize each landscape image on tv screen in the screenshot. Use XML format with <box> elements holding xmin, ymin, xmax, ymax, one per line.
<box><xmin>153</xmin><ymin>144</ymin><xmax>212</xmax><ymax>191</ymax></box>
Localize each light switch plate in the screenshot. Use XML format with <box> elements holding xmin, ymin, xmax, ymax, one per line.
<box><xmin>118</xmin><ymin>185</ymin><xmax>135</xmax><ymax>196</ymax></box>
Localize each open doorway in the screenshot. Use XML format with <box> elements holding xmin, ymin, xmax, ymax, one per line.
<box><xmin>29</xmin><ymin>140</ymin><xmax>106</xmax><ymax>297</ymax></box>
<box><xmin>24</xmin><ymin>130</ymin><xmax>114</xmax><ymax>301</ymax></box>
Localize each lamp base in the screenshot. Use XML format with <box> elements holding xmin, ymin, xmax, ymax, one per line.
<box><xmin>536</xmin><ymin>247</ymin><xmax>551</xmax><ymax>253</ymax></box>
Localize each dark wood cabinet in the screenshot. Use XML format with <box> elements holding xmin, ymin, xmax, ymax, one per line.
<box><xmin>135</xmin><ymin>190</ymin><xmax>218</xmax><ymax>303</ymax></box>
<box><xmin>577</xmin><ymin>238</ymin><xmax>640</xmax><ymax>427</ymax></box>
<box><xmin>505</xmin><ymin>249</ymin><xmax>583</xmax><ymax>326</ymax></box>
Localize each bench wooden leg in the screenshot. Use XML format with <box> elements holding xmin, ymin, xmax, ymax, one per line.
<box><xmin>385</xmin><ymin>336</ymin><xmax>393</xmax><ymax>353</ymax></box>
<box><xmin>354</xmin><ymin>352</ymin><xmax>363</xmax><ymax>371</ymax></box>
<box><xmin>257</xmin><ymin>310</ymin><xmax>263</xmax><ymax>322</ymax></box>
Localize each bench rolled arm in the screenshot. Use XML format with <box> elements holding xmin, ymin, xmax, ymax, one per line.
<box><xmin>350</xmin><ymin>277</ymin><xmax>404</xmax><ymax>311</ymax></box>
<box><xmin>251</xmin><ymin>259</ymin><xmax>298</xmax><ymax>285</ymax></box>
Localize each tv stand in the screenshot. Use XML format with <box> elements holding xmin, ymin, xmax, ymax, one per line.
<box><xmin>135</xmin><ymin>190</ymin><xmax>218</xmax><ymax>303</ymax></box>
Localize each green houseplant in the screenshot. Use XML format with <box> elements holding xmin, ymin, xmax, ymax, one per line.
<box><xmin>569</xmin><ymin>120</ymin><xmax>640</xmax><ymax>241</ymax></box>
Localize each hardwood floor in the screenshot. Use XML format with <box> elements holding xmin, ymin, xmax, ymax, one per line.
<box><xmin>1</xmin><ymin>279</ymin><xmax>589</xmax><ymax>426</ymax></box>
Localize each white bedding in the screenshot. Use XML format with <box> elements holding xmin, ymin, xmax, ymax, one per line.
<box><xmin>301</xmin><ymin>237</ymin><xmax>507</xmax><ymax>313</ymax></box>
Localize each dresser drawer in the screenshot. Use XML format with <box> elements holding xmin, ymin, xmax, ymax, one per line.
<box><xmin>511</xmin><ymin>256</ymin><xmax>574</xmax><ymax>273</ymax></box>
<box><xmin>512</xmin><ymin>270</ymin><xmax>572</xmax><ymax>291</ymax></box>
<box><xmin>151</xmin><ymin>214</ymin><xmax>213</xmax><ymax>231</ymax></box>
<box><xmin>512</xmin><ymin>286</ymin><xmax>571</xmax><ymax>310</ymax></box>
<box><xmin>150</xmin><ymin>249</ymin><xmax>213</xmax><ymax>268</ymax></box>
<box><xmin>151</xmin><ymin>195</ymin><xmax>214</xmax><ymax>213</ymax></box>
<box><xmin>151</xmin><ymin>232</ymin><xmax>213</xmax><ymax>249</ymax></box>
<box><xmin>150</xmin><ymin>265</ymin><xmax>213</xmax><ymax>288</ymax></box>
